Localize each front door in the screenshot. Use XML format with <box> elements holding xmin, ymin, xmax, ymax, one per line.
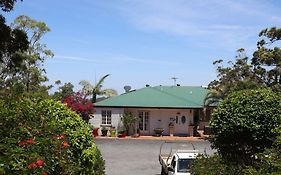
<box><xmin>174</xmin><ymin>115</ymin><xmax>188</xmax><ymax>135</ymax></box>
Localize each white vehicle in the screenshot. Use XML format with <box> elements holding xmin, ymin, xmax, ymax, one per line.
<box><xmin>159</xmin><ymin>141</ymin><xmax>199</xmax><ymax>175</ymax></box>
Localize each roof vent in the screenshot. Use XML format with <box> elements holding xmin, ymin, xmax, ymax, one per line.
<box><xmin>177</xmin><ymin>84</ymin><xmax>180</xmax><ymax>86</ymax></box>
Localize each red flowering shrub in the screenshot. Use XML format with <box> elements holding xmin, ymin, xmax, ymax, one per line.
<box><xmin>27</xmin><ymin>162</ymin><xmax>37</xmax><ymax>169</ymax></box>
<box><xmin>36</xmin><ymin>160</ymin><xmax>44</xmax><ymax>167</ymax></box>
<box><xmin>0</xmin><ymin>98</ymin><xmax>104</xmax><ymax>174</ymax></box>
<box><xmin>62</xmin><ymin>92</ymin><xmax>94</xmax><ymax>122</ymax></box>
<box><xmin>62</xmin><ymin>141</ymin><xmax>70</xmax><ymax>148</ymax></box>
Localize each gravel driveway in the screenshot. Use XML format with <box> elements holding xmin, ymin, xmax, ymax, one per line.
<box><xmin>95</xmin><ymin>138</ymin><xmax>215</xmax><ymax>175</ymax></box>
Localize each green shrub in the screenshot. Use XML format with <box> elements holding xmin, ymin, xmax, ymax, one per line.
<box><xmin>210</xmin><ymin>88</ymin><xmax>281</xmax><ymax>166</ymax></box>
<box><xmin>190</xmin><ymin>154</ymin><xmax>228</xmax><ymax>175</ymax></box>
<box><xmin>0</xmin><ymin>97</ymin><xmax>104</xmax><ymax>174</ymax></box>
<box><xmin>242</xmin><ymin>134</ymin><xmax>281</xmax><ymax>175</ymax></box>
<box><xmin>190</xmin><ymin>154</ymin><xmax>264</xmax><ymax>175</ymax></box>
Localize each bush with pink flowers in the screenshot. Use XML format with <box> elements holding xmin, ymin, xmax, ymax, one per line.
<box><xmin>62</xmin><ymin>92</ymin><xmax>94</xmax><ymax>122</ymax></box>
<box><xmin>0</xmin><ymin>97</ymin><xmax>104</xmax><ymax>174</ymax></box>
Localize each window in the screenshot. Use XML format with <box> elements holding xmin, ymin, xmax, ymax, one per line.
<box><xmin>102</xmin><ymin>110</ymin><xmax>112</xmax><ymax>125</ymax></box>
<box><xmin>138</xmin><ymin>111</ymin><xmax>149</xmax><ymax>131</ymax></box>
<box><xmin>171</xmin><ymin>156</ymin><xmax>176</xmax><ymax>169</ymax></box>
<box><xmin>177</xmin><ymin>159</ymin><xmax>193</xmax><ymax>173</ymax></box>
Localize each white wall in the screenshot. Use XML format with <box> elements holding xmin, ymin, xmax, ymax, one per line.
<box><xmin>127</xmin><ymin>108</ymin><xmax>194</xmax><ymax>136</ymax></box>
<box><xmin>89</xmin><ymin>108</ymin><xmax>124</xmax><ymax>135</ymax></box>
<box><xmin>90</xmin><ymin>107</ymin><xmax>207</xmax><ymax>136</ymax></box>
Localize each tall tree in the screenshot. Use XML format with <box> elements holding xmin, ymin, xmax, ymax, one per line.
<box><xmin>52</xmin><ymin>82</ymin><xmax>74</xmax><ymax>100</ymax></box>
<box><xmin>0</xmin><ymin>1</ymin><xmax>29</xmax><ymax>96</ymax></box>
<box><xmin>79</xmin><ymin>74</ymin><xmax>117</xmax><ymax>103</ymax></box>
<box><xmin>205</xmin><ymin>49</ymin><xmax>262</xmax><ymax>106</ymax></box>
<box><xmin>206</xmin><ymin>27</ymin><xmax>281</xmax><ymax>105</ymax></box>
<box><xmin>10</xmin><ymin>15</ymin><xmax>54</xmax><ymax>92</ymax></box>
<box><xmin>252</xmin><ymin>27</ymin><xmax>281</xmax><ymax>91</ymax></box>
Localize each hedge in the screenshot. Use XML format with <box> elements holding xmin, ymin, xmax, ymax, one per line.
<box><xmin>0</xmin><ymin>97</ymin><xmax>104</xmax><ymax>174</ymax></box>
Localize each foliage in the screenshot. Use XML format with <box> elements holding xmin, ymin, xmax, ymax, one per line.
<box><xmin>205</xmin><ymin>49</ymin><xmax>264</xmax><ymax>106</ymax></box>
<box><xmin>7</xmin><ymin>15</ymin><xmax>54</xmax><ymax>93</ymax></box>
<box><xmin>191</xmin><ymin>134</ymin><xmax>281</xmax><ymax>175</ymax></box>
<box><xmin>52</xmin><ymin>82</ymin><xmax>75</xmax><ymax>100</ymax></box>
<box><xmin>1</xmin><ymin>15</ymin><xmax>53</xmax><ymax>96</ymax></box>
<box><xmin>263</xmin><ymin>134</ymin><xmax>281</xmax><ymax>174</ymax></box>
<box><xmin>79</xmin><ymin>74</ymin><xmax>117</xmax><ymax>103</ymax></box>
<box><xmin>0</xmin><ymin>0</ymin><xmax>22</xmax><ymax>12</ymax></box>
<box><xmin>206</xmin><ymin>27</ymin><xmax>280</xmax><ymax>105</ymax></box>
<box><xmin>241</xmin><ymin>134</ymin><xmax>281</xmax><ymax>175</ymax></box>
<box><xmin>0</xmin><ymin>16</ymin><xmax>29</xmax><ymax>96</ymax></box>
<box><xmin>0</xmin><ymin>97</ymin><xmax>104</xmax><ymax>175</ymax></box>
<box><xmin>1</xmin><ymin>0</ymin><xmax>51</xmax><ymax>97</ymax></box>
<box><xmin>11</xmin><ymin>15</ymin><xmax>53</xmax><ymax>59</ymax></box>
<box><xmin>253</xmin><ymin>27</ymin><xmax>281</xmax><ymax>91</ymax></box>
<box><xmin>62</xmin><ymin>92</ymin><xmax>94</xmax><ymax>123</ymax></box>
<box><xmin>210</xmin><ymin>88</ymin><xmax>281</xmax><ymax>166</ymax></box>
<box><xmin>190</xmin><ymin>154</ymin><xmax>228</xmax><ymax>175</ymax></box>
<box><xmin>121</xmin><ymin>111</ymin><xmax>138</xmax><ymax>135</ymax></box>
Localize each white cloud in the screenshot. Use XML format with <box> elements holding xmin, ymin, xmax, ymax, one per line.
<box><xmin>54</xmin><ymin>54</ymin><xmax>178</xmax><ymax>66</ymax></box>
<box><xmin>270</xmin><ymin>16</ymin><xmax>281</xmax><ymax>23</ymax></box>
<box><xmin>110</xmin><ymin>55</ymin><xmax>180</xmax><ymax>66</ymax></box>
<box><xmin>103</xmin><ymin>0</ymin><xmax>280</xmax><ymax>51</ymax></box>
<box><xmin>55</xmin><ymin>55</ymin><xmax>95</xmax><ymax>62</ymax></box>
<box><xmin>208</xmin><ymin>25</ymin><xmax>242</xmax><ymax>30</ymax></box>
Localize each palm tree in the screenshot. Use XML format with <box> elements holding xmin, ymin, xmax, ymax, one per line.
<box><xmin>79</xmin><ymin>74</ymin><xmax>117</xmax><ymax>103</ymax></box>
<box><xmin>203</xmin><ymin>88</ymin><xmax>225</xmax><ymax>107</ymax></box>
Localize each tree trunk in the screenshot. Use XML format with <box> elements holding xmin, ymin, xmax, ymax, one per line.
<box><xmin>92</xmin><ymin>93</ymin><xmax>97</xmax><ymax>103</ymax></box>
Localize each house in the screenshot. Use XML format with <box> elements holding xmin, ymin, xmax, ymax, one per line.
<box><xmin>89</xmin><ymin>85</ymin><xmax>214</xmax><ymax>136</ymax></box>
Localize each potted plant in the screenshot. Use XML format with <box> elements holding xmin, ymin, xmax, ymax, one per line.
<box><xmin>122</xmin><ymin>111</ymin><xmax>138</xmax><ymax>136</ymax></box>
<box><xmin>188</xmin><ymin>123</ymin><xmax>194</xmax><ymax>137</ymax></box>
<box><xmin>110</xmin><ymin>127</ymin><xmax>116</xmax><ymax>137</ymax></box>
<box><xmin>92</xmin><ymin>127</ymin><xmax>99</xmax><ymax>137</ymax></box>
<box><xmin>154</xmin><ymin>128</ymin><xmax>164</xmax><ymax>137</ymax></box>
<box><xmin>118</xmin><ymin>129</ymin><xmax>126</xmax><ymax>138</ymax></box>
<box><xmin>101</xmin><ymin>127</ymin><xmax>108</xmax><ymax>136</ymax></box>
<box><xmin>89</xmin><ymin>124</ymin><xmax>99</xmax><ymax>137</ymax></box>
<box><xmin>168</xmin><ymin>122</ymin><xmax>174</xmax><ymax>136</ymax></box>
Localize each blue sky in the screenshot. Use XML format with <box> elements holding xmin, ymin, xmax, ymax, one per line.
<box><xmin>4</xmin><ymin>0</ymin><xmax>281</xmax><ymax>94</ymax></box>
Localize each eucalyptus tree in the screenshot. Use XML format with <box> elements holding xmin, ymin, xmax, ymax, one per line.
<box><xmin>205</xmin><ymin>49</ymin><xmax>262</xmax><ymax>106</ymax></box>
<box><xmin>10</xmin><ymin>15</ymin><xmax>54</xmax><ymax>93</ymax></box>
<box><xmin>253</xmin><ymin>27</ymin><xmax>281</xmax><ymax>92</ymax></box>
<box><xmin>0</xmin><ymin>0</ymin><xmax>29</xmax><ymax>95</ymax></box>
<box><xmin>205</xmin><ymin>27</ymin><xmax>281</xmax><ymax>106</ymax></box>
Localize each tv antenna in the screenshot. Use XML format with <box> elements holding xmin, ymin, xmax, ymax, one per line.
<box><xmin>171</xmin><ymin>77</ymin><xmax>178</xmax><ymax>86</ymax></box>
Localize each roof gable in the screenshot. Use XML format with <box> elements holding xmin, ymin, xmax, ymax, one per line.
<box><xmin>95</xmin><ymin>86</ymin><xmax>209</xmax><ymax>108</ymax></box>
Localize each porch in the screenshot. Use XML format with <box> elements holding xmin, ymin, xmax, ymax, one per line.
<box><xmin>126</xmin><ymin>108</ymin><xmax>203</xmax><ymax>136</ymax></box>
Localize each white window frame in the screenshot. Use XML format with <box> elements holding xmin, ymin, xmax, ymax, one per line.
<box><xmin>138</xmin><ymin>111</ymin><xmax>149</xmax><ymax>131</ymax></box>
<box><xmin>101</xmin><ymin>110</ymin><xmax>112</xmax><ymax>125</ymax></box>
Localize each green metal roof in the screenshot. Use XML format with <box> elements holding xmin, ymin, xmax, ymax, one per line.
<box><xmin>95</xmin><ymin>86</ymin><xmax>210</xmax><ymax>109</ymax></box>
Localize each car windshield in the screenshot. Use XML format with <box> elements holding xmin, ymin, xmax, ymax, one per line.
<box><xmin>177</xmin><ymin>159</ymin><xmax>193</xmax><ymax>173</ymax></box>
